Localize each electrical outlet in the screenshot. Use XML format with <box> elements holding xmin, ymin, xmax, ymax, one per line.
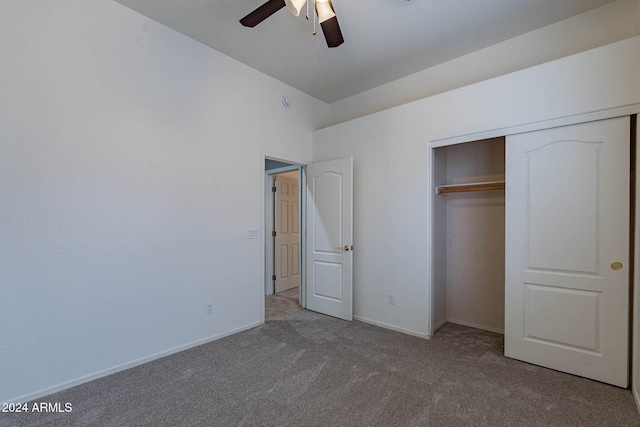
<box><xmin>388</xmin><ymin>294</ymin><xmax>395</xmax><ymax>305</ymax></box>
<box><xmin>206</xmin><ymin>303</ymin><xmax>213</xmax><ymax>315</ymax></box>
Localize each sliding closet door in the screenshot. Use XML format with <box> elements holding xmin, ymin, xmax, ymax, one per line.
<box><xmin>505</xmin><ymin>117</ymin><xmax>630</xmax><ymax>387</ymax></box>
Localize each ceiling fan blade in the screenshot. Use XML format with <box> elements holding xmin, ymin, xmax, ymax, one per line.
<box><xmin>240</xmin><ymin>0</ymin><xmax>286</xmax><ymax>27</ymax></box>
<box><xmin>320</xmin><ymin>16</ymin><xmax>344</xmax><ymax>48</ymax></box>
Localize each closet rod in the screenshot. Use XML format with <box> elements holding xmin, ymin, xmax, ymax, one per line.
<box><xmin>436</xmin><ymin>180</ymin><xmax>505</xmax><ymax>195</ymax></box>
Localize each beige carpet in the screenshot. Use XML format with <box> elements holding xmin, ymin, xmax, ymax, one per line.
<box><xmin>2</xmin><ymin>311</ymin><xmax>638</xmax><ymax>426</ymax></box>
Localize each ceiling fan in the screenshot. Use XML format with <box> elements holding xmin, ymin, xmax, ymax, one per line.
<box><xmin>240</xmin><ymin>0</ymin><xmax>344</xmax><ymax>48</ymax></box>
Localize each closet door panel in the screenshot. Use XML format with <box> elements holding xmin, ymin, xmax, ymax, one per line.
<box><xmin>505</xmin><ymin>117</ymin><xmax>630</xmax><ymax>388</ymax></box>
<box><xmin>526</xmin><ymin>142</ymin><xmax>599</xmax><ymax>273</ymax></box>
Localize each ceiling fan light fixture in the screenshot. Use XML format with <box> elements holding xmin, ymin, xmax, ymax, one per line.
<box><xmin>285</xmin><ymin>0</ymin><xmax>306</xmax><ymax>17</ymax></box>
<box><xmin>315</xmin><ymin>0</ymin><xmax>336</xmax><ymax>24</ymax></box>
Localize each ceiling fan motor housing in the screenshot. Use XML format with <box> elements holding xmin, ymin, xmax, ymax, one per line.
<box><xmin>285</xmin><ymin>0</ymin><xmax>306</xmax><ymax>16</ymax></box>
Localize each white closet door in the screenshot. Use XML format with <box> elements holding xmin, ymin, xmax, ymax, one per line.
<box><xmin>505</xmin><ymin>117</ymin><xmax>630</xmax><ymax>387</ymax></box>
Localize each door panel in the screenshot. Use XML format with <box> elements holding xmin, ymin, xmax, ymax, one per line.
<box><xmin>306</xmin><ymin>158</ymin><xmax>353</xmax><ymax>320</ymax></box>
<box><xmin>314</xmin><ymin>262</ymin><xmax>343</xmax><ymax>299</ymax></box>
<box><xmin>524</xmin><ymin>284</ymin><xmax>599</xmax><ymax>350</ymax></box>
<box><xmin>526</xmin><ymin>142</ymin><xmax>599</xmax><ymax>273</ymax></box>
<box><xmin>505</xmin><ymin>117</ymin><xmax>630</xmax><ymax>387</ymax></box>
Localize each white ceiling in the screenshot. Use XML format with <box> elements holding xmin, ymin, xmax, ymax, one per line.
<box><xmin>113</xmin><ymin>0</ymin><xmax>617</xmax><ymax>103</ymax></box>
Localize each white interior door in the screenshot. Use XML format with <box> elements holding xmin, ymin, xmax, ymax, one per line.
<box><xmin>505</xmin><ymin>117</ymin><xmax>630</xmax><ymax>387</ymax></box>
<box><xmin>306</xmin><ymin>157</ymin><xmax>353</xmax><ymax>321</ymax></box>
<box><xmin>274</xmin><ymin>174</ymin><xmax>300</xmax><ymax>293</ymax></box>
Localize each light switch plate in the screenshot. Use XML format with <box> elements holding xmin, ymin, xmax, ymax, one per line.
<box><xmin>247</xmin><ymin>228</ymin><xmax>260</xmax><ymax>239</ymax></box>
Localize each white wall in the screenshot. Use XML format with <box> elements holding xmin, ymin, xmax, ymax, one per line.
<box><xmin>323</xmin><ymin>0</ymin><xmax>640</xmax><ymax>128</ymax></box>
<box><xmin>0</xmin><ymin>0</ymin><xmax>327</xmax><ymax>403</ymax></box>
<box><xmin>313</xmin><ymin>36</ymin><xmax>640</xmax><ymax>337</ymax></box>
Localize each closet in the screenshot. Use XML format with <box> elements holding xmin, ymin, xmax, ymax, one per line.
<box><xmin>432</xmin><ymin>137</ymin><xmax>506</xmax><ymax>334</ymax></box>
<box><xmin>430</xmin><ymin>116</ymin><xmax>633</xmax><ymax>388</ymax></box>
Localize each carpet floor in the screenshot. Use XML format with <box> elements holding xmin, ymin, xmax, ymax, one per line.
<box><xmin>2</xmin><ymin>310</ymin><xmax>638</xmax><ymax>426</ymax></box>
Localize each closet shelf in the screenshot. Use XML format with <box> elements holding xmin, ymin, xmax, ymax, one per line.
<box><xmin>436</xmin><ymin>180</ymin><xmax>505</xmax><ymax>195</ymax></box>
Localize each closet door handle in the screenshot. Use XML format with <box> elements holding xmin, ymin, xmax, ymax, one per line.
<box><xmin>343</xmin><ymin>245</ymin><xmax>353</xmax><ymax>251</ymax></box>
<box><xmin>611</xmin><ymin>262</ymin><xmax>623</xmax><ymax>271</ymax></box>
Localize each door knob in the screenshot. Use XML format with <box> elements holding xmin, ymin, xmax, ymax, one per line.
<box><xmin>343</xmin><ymin>245</ymin><xmax>353</xmax><ymax>251</ymax></box>
<box><xmin>611</xmin><ymin>262</ymin><xmax>623</xmax><ymax>271</ymax></box>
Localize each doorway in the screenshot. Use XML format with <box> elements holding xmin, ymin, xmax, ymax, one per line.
<box><xmin>265</xmin><ymin>159</ymin><xmax>304</xmax><ymax>321</ymax></box>
<box><xmin>430</xmin><ymin>137</ymin><xmax>506</xmax><ymax>334</ymax></box>
<box><xmin>262</xmin><ymin>156</ymin><xmax>354</xmax><ymax>322</ymax></box>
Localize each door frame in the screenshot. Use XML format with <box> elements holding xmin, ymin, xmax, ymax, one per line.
<box><xmin>633</xmin><ymin>114</ymin><xmax>639</xmax><ymax>405</ymax></box>
<box><xmin>262</xmin><ymin>157</ymin><xmax>306</xmax><ymax>323</ymax></box>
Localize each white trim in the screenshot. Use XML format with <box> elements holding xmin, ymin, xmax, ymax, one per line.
<box><xmin>426</xmin><ymin>146</ymin><xmax>435</xmax><ymax>335</ymax></box>
<box><xmin>634</xmin><ymin>115</ymin><xmax>639</xmax><ymax>413</ymax></box>
<box><xmin>265</xmin><ymin>173</ymin><xmax>276</xmax><ymax>296</ymax></box>
<box><xmin>5</xmin><ymin>321</ymin><xmax>261</xmax><ymax>404</ymax></box>
<box><xmin>300</xmin><ymin>167</ymin><xmax>307</xmax><ymax>308</ymax></box>
<box><xmin>430</xmin><ymin>104</ymin><xmax>640</xmax><ymax>148</ymax></box>
<box><xmin>354</xmin><ymin>315</ymin><xmax>431</xmax><ymax>339</ymax></box>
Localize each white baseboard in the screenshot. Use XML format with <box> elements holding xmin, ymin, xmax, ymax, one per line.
<box><xmin>354</xmin><ymin>316</ymin><xmax>430</xmax><ymax>339</ymax></box>
<box><xmin>446</xmin><ymin>318</ymin><xmax>504</xmax><ymax>334</ymax></box>
<box><xmin>6</xmin><ymin>321</ymin><xmax>262</xmax><ymax>404</ymax></box>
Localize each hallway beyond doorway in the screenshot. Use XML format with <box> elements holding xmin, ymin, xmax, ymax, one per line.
<box><xmin>265</xmin><ymin>287</ymin><xmax>302</xmax><ymax>321</ymax></box>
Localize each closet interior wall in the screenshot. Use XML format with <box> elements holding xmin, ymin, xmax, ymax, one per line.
<box><xmin>432</xmin><ymin>137</ymin><xmax>506</xmax><ymax>334</ymax></box>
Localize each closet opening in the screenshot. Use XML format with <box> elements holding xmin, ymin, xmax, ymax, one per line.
<box><xmin>432</xmin><ymin>136</ymin><xmax>506</xmax><ymax>335</ymax></box>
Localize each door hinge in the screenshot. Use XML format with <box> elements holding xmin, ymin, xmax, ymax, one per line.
<box><xmin>272</xmin><ymin>186</ymin><xmax>277</xmax><ymax>192</ymax></box>
<box><xmin>272</xmin><ymin>275</ymin><xmax>276</xmax><ymax>281</ymax></box>
<box><xmin>272</xmin><ymin>231</ymin><xmax>276</xmax><ymax>237</ymax></box>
